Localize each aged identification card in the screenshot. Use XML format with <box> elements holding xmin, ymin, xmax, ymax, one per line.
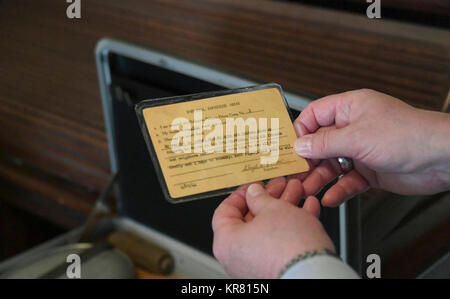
<box><xmin>136</xmin><ymin>84</ymin><xmax>309</xmax><ymax>203</ymax></box>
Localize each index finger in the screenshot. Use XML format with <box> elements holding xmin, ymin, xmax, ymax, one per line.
<box><xmin>212</xmin><ymin>184</ymin><xmax>249</xmax><ymax>232</ymax></box>
<box><xmin>295</xmin><ymin>90</ymin><xmax>357</xmax><ymax>135</ymax></box>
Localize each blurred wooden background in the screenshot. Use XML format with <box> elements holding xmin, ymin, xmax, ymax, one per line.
<box><xmin>0</xmin><ymin>0</ymin><xmax>449</xmax><ymax>277</ymax></box>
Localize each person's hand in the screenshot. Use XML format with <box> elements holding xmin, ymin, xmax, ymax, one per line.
<box><xmin>292</xmin><ymin>89</ymin><xmax>450</xmax><ymax>207</ymax></box>
<box><xmin>212</xmin><ymin>178</ymin><xmax>334</xmax><ymax>278</ymax></box>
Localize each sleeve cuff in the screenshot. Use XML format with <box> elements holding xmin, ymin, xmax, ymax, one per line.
<box><xmin>280</xmin><ymin>255</ymin><xmax>360</xmax><ymax>279</ymax></box>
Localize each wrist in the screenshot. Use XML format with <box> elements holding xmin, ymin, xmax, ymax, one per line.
<box><xmin>422</xmin><ymin>110</ymin><xmax>450</xmax><ymax>167</ymax></box>
<box><xmin>278</xmin><ymin>248</ymin><xmax>339</xmax><ymax>278</ymax></box>
<box><xmin>419</xmin><ymin>109</ymin><xmax>450</xmax><ymax>191</ymax></box>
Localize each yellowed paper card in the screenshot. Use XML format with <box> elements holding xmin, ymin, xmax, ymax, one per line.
<box><xmin>141</xmin><ymin>87</ymin><xmax>309</xmax><ymax>199</ymax></box>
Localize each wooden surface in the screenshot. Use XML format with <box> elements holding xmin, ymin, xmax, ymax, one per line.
<box><xmin>0</xmin><ymin>0</ymin><xmax>449</xmax><ymax>269</ymax></box>
<box><xmin>346</xmin><ymin>0</ymin><xmax>450</xmax><ymax>17</ymax></box>
<box><xmin>294</xmin><ymin>0</ymin><xmax>450</xmax><ymax>23</ymax></box>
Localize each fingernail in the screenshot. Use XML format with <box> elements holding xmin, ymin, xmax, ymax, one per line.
<box><xmin>247</xmin><ymin>183</ymin><xmax>265</xmax><ymax>197</ymax></box>
<box><xmin>294</xmin><ymin>123</ymin><xmax>303</xmax><ymax>137</ymax></box>
<box><xmin>294</xmin><ymin>135</ymin><xmax>312</xmax><ymax>156</ymax></box>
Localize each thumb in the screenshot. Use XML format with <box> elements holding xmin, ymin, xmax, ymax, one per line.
<box><xmin>245</xmin><ymin>184</ymin><xmax>274</xmax><ymax>216</ymax></box>
<box><xmin>293</xmin><ymin>127</ymin><xmax>353</xmax><ymax>159</ymax></box>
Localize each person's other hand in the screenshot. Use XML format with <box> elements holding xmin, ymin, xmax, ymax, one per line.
<box><xmin>292</xmin><ymin>89</ymin><xmax>450</xmax><ymax>207</ymax></box>
<box><xmin>212</xmin><ymin>178</ymin><xmax>334</xmax><ymax>278</ymax></box>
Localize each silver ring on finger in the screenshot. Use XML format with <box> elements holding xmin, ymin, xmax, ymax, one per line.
<box><xmin>337</xmin><ymin>157</ymin><xmax>353</xmax><ymax>175</ymax></box>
